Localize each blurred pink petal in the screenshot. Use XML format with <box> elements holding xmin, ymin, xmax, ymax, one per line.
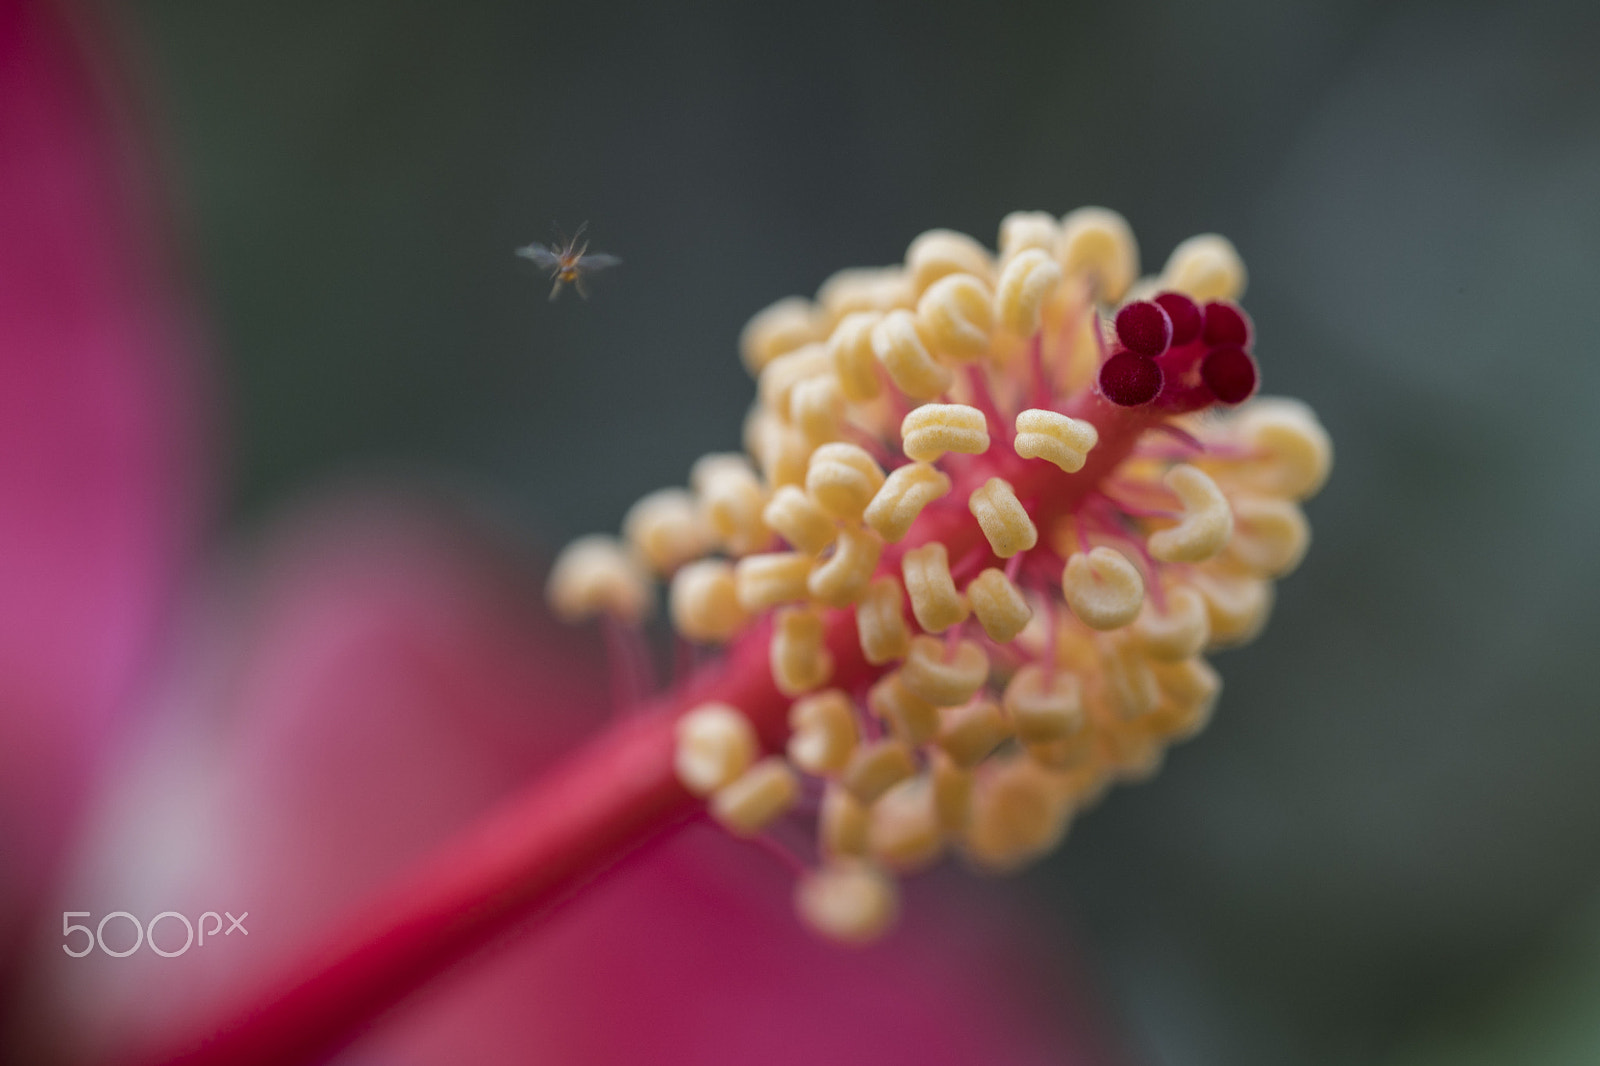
<box><xmin>0</xmin><ymin>0</ymin><xmax>205</xmax><ymax>954</ymax></box>
<box><xmin>50</xmin><ymin>496</ymin><xmax>1118</xmax><ymax>1066</ymax></box>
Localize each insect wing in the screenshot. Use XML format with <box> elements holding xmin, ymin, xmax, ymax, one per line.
<box><xmin>576</xmin><ymin>252</ymin><xmax>621</xmax><ymax>273</ymax></box>
<box><xmin>516</xmin><ymin>243</ymin><xmax>563</xmax><ymax>271</ymax></box>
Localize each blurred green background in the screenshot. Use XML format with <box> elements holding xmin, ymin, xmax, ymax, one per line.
<box><xmin>127</xmin><ymin>1</ymin><xmax>1600</xmax><ymax>1063</ymax></box>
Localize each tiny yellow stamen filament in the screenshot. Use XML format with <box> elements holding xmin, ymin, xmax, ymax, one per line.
<box><xmin>805</xmin><ymin>442</ymin><xmax>887</xmax><ymax>522</ymax></box>
<box><xmin>710</xmin><ymin>757</ymin><xmax>800</xmax><ymax>835</ymax></box>
<box><xmin>1014</xmin><ymin>408</ymin><xmax>1097</xmax><ymax>473</ymax></box>
<box><xmin>871</xmin><ymin>310</ymin><xmax>954</xmax><ymax>400</ymax></box>
<box><xmin>771</xmin><ymin>604</ymin><xmax>833</xmax><ymax>696</ymax></box>
<box><xmin>827</xmin><ymin>311</ymin><xmax>884</xmax><ymax>403</ymax></box>
<box><xmin>1161</xmin><ymin>233</ymin><xmax>1247</xmax><ymax>302</ymax></box>
<box><xmin>1058</xmin><ymin>206</ymin><xmax>1138</xmax><ymax>303</ymax></box>
<box><xmin>994</xmin><ymin>249</ymin><xmax>1063</xmax><ymax>337</ymax></box>
<box><xmin>905</xmin><ymin>228</ymin><xmax>995</xmax><ymax>295</ymax></box>
<box><xmin>669</xmin><ymin>559</ymin><xmax>746</xmax><ymax>643</ymax></box>
<box><xmin>965</xmin><ymin>567</ymin><xmax>1032</xmax><ymax>643</ymax></box>
<box><xmin>761</xmin><ymin>485</ymin><xmax>836</xmax><ymax>556</ymax></box>
<box><xmin>787</xmin><ymin>690</ymin><xmax>860</xmax><ymax>776</ymax></box>
<box><xmin>1061</xmin><ymin>547</ymin><xmax>1145</xmax><ymax>630</ymax></box>
<box><xmin>967</xmin><ymin>477</ymin><xmax>1038</xmax><ymax>558</ymax></box>
<box><xmin>900</xmin><ymin>635</ymin><xmax>989</xmax><ymax>707</ymax></box>
<box><xmin>842</xmin><ymin>738</ymin><xmax>918</xmax><ymax>804</ymax></box>
<box><xmin>1003</xmin><ymin>664</ymin><xmax>1083</xmax><ymax>744</ymax></box>
<box><xmin>1148</xmin><ymin>464</ymin><xmax>1233</xmax><ymax>563</ymax></box>
<box><xmin>807</xmin><ymin>524</ymin><xmax>883</xmax><ymax>607</ymax></box>
<box><xmin>901</xmin><ymin>403</ymin><xmax>990</xmax><ymax>463</ymax></box>
<box><xmin>916</xmin><ymin>273</ymin><xmax>995</xmax><ymax>361</ymax></box>
<box><xmin>869</xmin><ymin>775</ymin><xmax>944</xmax><ymax>872</ymax></box>
<box><xmin>547</xmin><ymin>535</ymin><xmax>652</xmax><ymax>624</ymax></box>
<box><xmin>740</xmin><ymin>295</ymin><xmax>823</xmax><ymax>375</ymax></box>
<box><xmin>674</xmin><ymin>703</ymin><xmax>757</xmax><ymax>796</ymax></box>
<box><xmin>863</xmin><ymin>462</ymin><xmax>951</xmax><ymax>542</ymax></box>
<box><xmin>795</xmin><ymin>863</ymin><xmax>899</xmax><ymax>944</ymax></box>
<box><xmin>735</xmin><ymin>551</ymin><xmax>814</xmax><ymax>612</ymax></box>
<box><xmin>935</xmin><ymin>698</ymin><xmax>1011</xmax><ymax>768</ymax></box>
<box><xmin>855</xmin><ymin>574</ymin><xmax>912</xmax><ymax>665</ymax></box>
<box><xmin>901</xmin><ymin>542</ymin><xmax>969</xmax><ymax>633</ymax></box>
<box><xmin>867</xmin><ymin>671</ymin><xmax>940</xmax><ymax>745</ymax></box>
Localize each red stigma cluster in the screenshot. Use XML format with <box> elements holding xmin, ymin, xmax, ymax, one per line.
<box><xmin>1100</xmin><ymin>293</ymin><xmax>1260</xmax><ymax>411</ymax></box>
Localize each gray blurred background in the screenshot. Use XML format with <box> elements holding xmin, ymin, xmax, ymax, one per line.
<box><xmin>128</xmin><ymin>1</ymin><xmax>1600</xmax><ymax>1063</ymax></box>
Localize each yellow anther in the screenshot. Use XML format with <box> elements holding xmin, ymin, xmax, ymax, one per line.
<box><xmin>758</xmin><ymin>342</ymin><xmax>833</xmax><ymax>419</ymax></box>
<box><xmin>870</xmin><ymin>309</ymin><xmax>954</xmax><ymax>400</ymax></box>
<box><xmin>819</xmin><ymin>783</ymin><xmax>870</xmax><ymax>857</ymax></box>
<box><xmin>744</xmin><ymin>407</ymin><xmax>811</xmax><ymax>488</ymax></box>
<box><xmin>790</xmin><ymin>373</ymin><xmax>844</xmax><ymax>446</ymax></box>
<box><xmin>770</xmin><ymin>604</ymin><xmax>833</xmax><ymax>696</ymax></box>
<box><xmin>1227</xmin><ymin>495</ymin><xmax>1310</xmax><ymax>577</ymax></box>
<box><xmin>850</xmin><ymin>577</ymin><xmax>910</xmax><ymax>667</ymax></box>
<box><xmin>739</xmin><ymin>295</ymin><xmax>823</xmax><ymax>376</ymax></box>
<box><xmin>787</xmin><ymin>689</ymin><xmax>860</xmax><ymax>776</ymax></box>
<box><xmin>674</xmin><ymin>702</ymin><xmax>758</xmax><ymax>796</ymax></box>
<box><xmin>1104</xmin><ymin>638</ymin><xmax>1162</xmax><ymax>719</ymax></box>
<box><xmin>869</xmin><ymin>775</ymin><xmax>944</xmax><ymax>873</ymax></box>
<box><xmin>916</xmin><ymin>273</ymin><xmax>995</xmax><ymax>361</ymax></box>
<box><xmin>968</xmin><ymin>477</ymin><xmax>1038</xmax><ymax>558</ymax></box>
<box><xmin>964</xmin><ymin>757</ymin><xmax>1072</xmax><ymax>871</ymax></box>
<box><xmin>807</xmin><ymin>524</ymin><xmax>882</xmax><ymax>608</ymax></box>
<box><xmin>762</xmin><ymin>485</ymin><xmax>836</xmax><ymax>556</ymax></box>
<box><xmin>691</xmin><ymin>453</ymin><xmax>768</xmax><ymax>555</ymax></box>
<box><xmin>621</xmin><ymin>488</ymin><xmax>709</xmax><ymax>575</ymax></box>
<box><xmin>994</xmin><ymin>249</ymin><xmax>1064</xmax><ymax>337</ymax></box>
<box><xmin>805</xmin><ymin>442</ymin><xmax>886</xmax><ymax>522</ymax></box>
<box><xmin>1003</xmin><ymin>664</ymin><xmax>1083</xmax><ymax>744</ymax></box>
<box><xmin>1014</xmin><ymin>408</ymin><xmax>1098</xmax><ymax>473</ymax></box>
<box><xmin>901</xmin><ymin>403</ymin><xmax>990</xmax><ymax>463</ymax></box>
<box><xmin>1148</xmin><ymin>464</ymin><xmax>1233</xmax><ymax>563</ymax></box>
<box><xmin>735</xmin><ymin>551</ymin><xmax>814</xmax><ymax>612</ymax></box>
<box><xmin>710</xmin><ymin>757</ymin><xmax>800</xmax><ymax>836</ymax></box>
<box><xmin>842</xmin><ymin>739</ymin><xmax>917</xmax><ymax>804</ymax></box>
<box><xmin>1101</xmin><ymin>722</ymin><xmax>1164</xmax><ymax>783</ymax></box>
<box><xmin>965</xmin><ymin>567</ymin><xmax>1032</xmax><ymax>643</ymax></box>
<box><xmin>668</xmin><ymin>558</ymin><xmax>747</xmax><ymax>643</ymax></box>
<box><xmin>935</xmin><ymin>697</ymin><xmax>1012</xmax><ymax>767</ymax></box>
<box><xmin>997</xmin><ymin>210</ymin><xmax>1060</xmax><ymax>264</ymax></box>
<box><xmin>1061</xmin><ymin>547</ymin><xmax>1145</xmax><ymax>630</ymax></box>
<box><xmin>929</xmin><ymin>749</ymin><xmax>973</xmax><ymax>832</ymax></box>
<box><xmin>867</xmin><ymin>671</ymin><xmax>940</xmax><ymax>745</ymax></box>
<box><xmin>827</xmin><ymin>311</ymin><xmax>884</xmax><ymax>403</ymax></box>
<box><xmin>900</xmin><ymin>635</ymin><xmax>989</xmax><ymax>706</ymax></box>
<box><xmin>1191</xmin><ymin>569</ymin><xmax>1274</xmax><ymax>649</ymax></box>
<box><xmin>795</xmin><ymin>862</ymin><xmax>898</xmax><ymax>945</ymax></box>
<box><xmin>901</xmin><ymin>542</ymin><xmax>970</xmax><ymax>633</ymax></box>
<box><xmin>1058</xmin><ymin>206</ymin><xmax>1139</xmax><ymax>303</ymax></box>
<box><xmin>1132</xmin><ymin>585</ymin><xmax>1210</xmax><ymax>660</ymax></box>
<box><xmin>546</xmin><ymin>534</ymin><xmax>653</xmax><ymax>624</ymax></box>
<box><xmin>1024</xmin><ymin>727</ymin><xmax>1099</xmax><ymax>774</ymax></box>
<box><xmin>1234</xmin><ymin>398</ymin><xmax>1333</xmax><ymax>500</ymax></box>
<box><xmin>816</xmin><ymin>265</ymin><xmax>914</xmax><ymax>321</ymax></box>
<box><xmin>1161</xmin><ymin>233</ymin><xmax>1247</xmax><ymax>302</ymax></box>
<box><xmin>905</xmin><ymin>228</ymin><xmax>996</xmax><ymax>295</ymax></box>
<box><xmin>863</xmin><ymin>461</ymin><xmax>951</xmax><ymax>542</ymax></box>
<box><xmin>1148</xmin><ymin>656</ymin><xmax>1222</xmax><ymax>740</ymax></box>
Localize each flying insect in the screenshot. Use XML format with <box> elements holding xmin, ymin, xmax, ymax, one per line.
<box><xmin>515</xmin><ymin>222</ymin><xmax>621</xmax><ymax>300</ymax></box>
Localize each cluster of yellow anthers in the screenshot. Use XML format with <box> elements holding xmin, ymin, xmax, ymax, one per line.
<box><xmin>547</xmin><ymin>207</ymin><xmax>1331</xmax><ymax>945</ymax></box>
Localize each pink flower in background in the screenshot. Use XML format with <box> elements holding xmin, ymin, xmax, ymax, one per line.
<box><xmin>0</xmin><ymin>0</ymin><xmax>205</xmax><ymax>971</ymax></box>
<box><xmin>0</xmin><ymin>3</ymin><xmax>1121</xmax><ymax>1063</ymax></box>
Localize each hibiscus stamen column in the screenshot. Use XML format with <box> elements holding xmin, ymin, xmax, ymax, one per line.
<box><xmin>127</xmin><ymin>208</ymin><xmax>1330</xmax><ymax>1066</ymax></box>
